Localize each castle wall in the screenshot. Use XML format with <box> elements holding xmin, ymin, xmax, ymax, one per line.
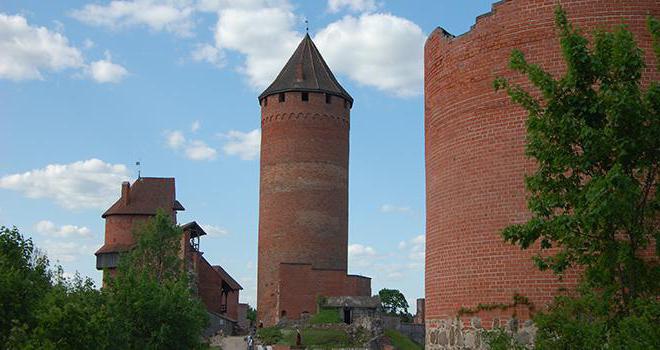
<box><xmin>277</xmin><ymin>263</ymin><xmax>371</xmax><ymax>321</ymax></box>
<box><xmin>424</xmin><ymin>1</ymin><xmax>658</xmax><ymax>348</ymax></box>
<box><xmin>192</xmin><ymin>252</ymin><xmax>240</xmax><ymax>321</ymax></box>
<box><xmin>258</xmin><ymin>91</ymin><xmax>352</xmax><ymax>325</ymax></box>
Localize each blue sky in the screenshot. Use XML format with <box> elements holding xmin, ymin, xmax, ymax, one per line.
<box><xmin>0</xmin><ymin>0</ymin><xmax>495</xmax><ymax>310</ymax></box>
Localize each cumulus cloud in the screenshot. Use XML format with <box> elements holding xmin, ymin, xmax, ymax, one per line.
<box><xmin>208</xmin><ymin>4</ymin><xmax>423</xmax><ymax>96</ymax></box>
<box><xmin>0</xmin><ymin>159</ymin><xmax>130</xmax><ymax>209</ymax></box>
<box><xmin>70</xmin><ymin>0</ymin><xmax>196</xmax><ymax>37</ymax></box>
<box><xmin>191</xmin><ymin>43</ymin><xmax>225</xmax><ymax>67</ymax></box>
<box><xmin>200</xmin><ymin>224</ymin><xmax>229</xmax><ymax>237</ymax></box>
<box><xmin>165</xmin><ymin>130</ymin><xmax>217</xmax><ymax>161</ymax></box>
<box><xmin>0</xmin><ymin>13</ymin><xmax>84</xmax><ymax>80</ymax></box>
<box><xmin>191</xmin><ymin>120</ymin><xmax>201</xmax><ymax>132</ymax></box>
<box><xmin>214</xmin><ymin>6</ymin><xmax>299</xmax><ymax>88</ymax></box>
<box><xmin>348</xmin><ymin>243</ymin><xmax>377</xmax><ymax>268</ymax></box>
<box><xmin>166</xmin><ymin>130</ymin><xmax>186</xmax><ymax>149</ymax></box>
<box><xmin>221</xmin><ymin>129</ymin><xmax>261</xmax><ymax>160</ymax></box>
<box><xmin>87</xmin><ymin>51</ymin><xmax>128</xmax><ymax>83</ymax></box>
<box><xmin>185</xmin><ymin>140</ymin><xmax>217</xmax><ymax>160</ymax></box>
<box><xmin>314</xmin><ymin>13</ymin><xmax>424</xmax><ymax>96</ymax></box>
<box><xmin>327</xmin><ymin>0</ymin><xmax>378</xmax><ymax>13</ymax></box>
<box><xmin>399</xmin><ymin>234</ymin><xmax>424</xmax><ymax>269</ymax></box>
<box><xmin>380</xmin><ymin>204</ymin><xmax>412</xmax><ymax>214</ymax></box>
<box><xmin>41</xmin><ymin>240</ymin><xmax>98</xmax><ymax>262</ymax></box>
<box><xmin>35</xmin><ymin>220</ymin><xmax>92</xmax><ymax>238</ymax></box>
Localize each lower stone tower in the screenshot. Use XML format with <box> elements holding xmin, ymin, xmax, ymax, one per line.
<box><xmin>257</xmin><ymin>34</ymin><xmax>370</xmax><ymax>326</ymax></box>
<box><xmin>424</xmin><ymin>0</ymin><xmax>658</xmax><ymax>348</ymax></box>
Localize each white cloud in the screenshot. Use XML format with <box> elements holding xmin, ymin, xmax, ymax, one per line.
<box><xmin>348</xmin><ymin>243</ymin><xmax>377</xmax><ymax>268</ymax></box>
<box><xmin>238</xmin><ymin>275</ymin><xmax>257</xmax><ymax>306</ymax></box>
<box><xmin>35</xmin><ymin>220</ymin><xmax>92</xmax><ymax>238</ymax></box>
<box><xmin>83</xmin><ymin>38</ymin><xmax>95</xmax><ymax>49</ymax></box>
<box><xmin>41</xmin><ymin>239</ymin><xmax>98</xmax><ymax>263</ymax></box>
<box><xmin>221</xmin><ymin>129</ymin><xmax>260</xmax><ymax>160</ymax></box>
<box><xmin>0</xmin><ymin>13</ymin><xmax>84</xmax><ymax>80</ymax></box>
<box><xmin>70</xmin><ymin>0</ymin><xmax>196</xmax><ymax>37</ymax></box>
<box><xmin>327</xmin><ymin>0</ymin><xmax>377</xmax><ymax>13</ymax></box>
<box><xmin>87</xmin><ymin>51</ymin><xmax>128</xmax><ymax>83</ymax></box>
<box><xmin>191</xmin><ymin>43</ymin><xmax>225</xmax><ymax>67</ymax></box>
<box><xmin>185</xmin><ymin>140</ymin><xmax>217</xmax><ymax>160</ymax></box>
<box><xmin>214</xmin><ymin>6</ymin><xmax>299</xmax><ymax>88</ymax></box>
<box><xmin>380</xmin><ymin>204</ymin><xmax>412</xmax><ymax>214</ymax></box>
<box><xmin>314</xmin><ymin>13</ymin><xmax>424</xmax><ymax>96</ymax></box>
<box><xmin>399</xmin><ymin>234</ymin><xmax>424</xmax><ymax>269</ymax></box>
<box><xmin>191</xmin><ymin>120</ymin><xmax>201</xmax><ymax>132</ymax></box>
<box><xmin>164</xmin><ymin>130</ymin><xmax>217</xmax><ymax>161</ymax></box>
<box><xmin>165</xmin><ymin>130</ymin><xmax>186</xmax><ymax>149</ymax></box>
<box><xmin>200</xmin><ymin>224</ymin><xmax>229</xmax><ymax>237</ymax></box>
<box><xmin>0</xmin><ymin>159</ymin><xmax>130</xmax><ymax>209</ymax></box>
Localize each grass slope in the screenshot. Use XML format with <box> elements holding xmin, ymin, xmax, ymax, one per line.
<box><xmin>384</xmin><ymin>329</ymin><xmax>422</xmax><ymax>350</ymax></box>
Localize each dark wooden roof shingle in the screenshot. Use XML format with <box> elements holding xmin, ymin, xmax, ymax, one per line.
<box><xmin>258</xmin><ymin>34</ymin><xmax>353</xmax><ymax>105</ymax></box>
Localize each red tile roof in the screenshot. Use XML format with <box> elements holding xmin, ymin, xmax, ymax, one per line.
<box><xmin>102</xmin><ymin>177</ymin><xmax>185</xmax><ymax>218</ymax></box>
<box><xmin>213</xmin><ymin>265</ymin><xmax>243</xmax><ymax>290</ymax></box>
<box><xmin>95</xmin><ymin>242</ymin><xmax>133</xmax><ymax>255</ymax></box>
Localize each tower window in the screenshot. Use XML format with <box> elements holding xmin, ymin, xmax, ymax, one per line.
<box><xmin>301</xmin><ymin>92</ymin><xmax>309</xmax><ymax>101</ymax></box>
<box><xmin>262</xmin><ymin>97</ymin><xmax>267</xmax><ymax>106</ymax></box>
<box><xmin>344</xmin><ymin>99</ymin><xmax>349</xmax><ymax>109</ymax></box>
<box><xmin>279</xmin><ymin>93</ymin><xmax>285</xmax><ymax>102</ymax></box>
<box><xmin>325</xmin><ymin>94</ymin><xmax>332</xmax><ymax>104</ymax></box>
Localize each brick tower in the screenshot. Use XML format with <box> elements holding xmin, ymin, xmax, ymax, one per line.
<box><xmin>95</xmin><ymin>177</ymin><xmax>184</xmax><ymax>279</ymax></box>
<box><xmin>424</xmin><ymin>0</ymin><xmax>658</xmax><ymax>347</ymax></box>
<box><xmin>257</xmin><ymin>34</ymin><xmax>370</xmax><ymax>326</ymax></box>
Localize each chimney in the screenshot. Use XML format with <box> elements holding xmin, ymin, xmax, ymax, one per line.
<box><xmin>121</xmin><ymin>181</ymin><xmax>130</xmax><ymax>205</ymax></box>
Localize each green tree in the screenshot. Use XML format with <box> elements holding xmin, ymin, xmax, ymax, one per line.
<box><xmin>1</xmin><ymin>226</ymin><xmax>109</xmax><ymax>350</ymax></box>
<box><xmin>0</xmin><ymin>226</ymin><xmax>52</xmax><ymax>348</ymax></box>
<box><xmin>378</xmin><ymin>288</ymin><xmax>410</xmax><ymax>318</ymax></box>
<box><xmin>104</xmin><ymin>211</ymin><xmax>208</xmax><ymax>349</ymax></box>
<box><xmin>247</xmin><ymin>304</ymin><xmax>257</xmax><ymax>323</ymax></box>
<box><xmin>494</xmin><ymin>6</ymin><xmax>659</xmax><ymax>348</ymax></box>
<box><xmin>16</xmin><ymin>271</ymin><xmax>110</xmax><ymax>350</ymax></box>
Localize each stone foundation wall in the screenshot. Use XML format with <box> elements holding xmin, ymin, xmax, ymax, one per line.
<box><xmin>426</xmin><ymin>318</ymin><xmax>535</xmax><ymax>350</ymax></box>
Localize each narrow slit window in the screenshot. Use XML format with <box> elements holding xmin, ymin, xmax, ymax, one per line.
<box><xmin>279</xmin><ymin>93</ymin><xmax>285</xmax><ymax>102</ymax></box>
<box><xmin>325</xmin><ymin>94</ymin><xmax>332</xmax><ymax>104</ymax></box>
<box><xmin>301</xmin><ymin>92</ymin><xmax>309</xmax><ymax>101</ymax></box>
<box><xmin>262</xmin><ymin>97</ymin><xmax>267</xmax><ymax>106</ymax></box>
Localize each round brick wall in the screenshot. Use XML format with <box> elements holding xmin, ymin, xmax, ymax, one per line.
<box><xmin>425</xmin><ymin>0</ymin><xmax>658</xmax><ymax>333</ymax></box>
<box><xmin>257</xmin><ymin>91</ymin><xmax>351</xmax><ymax>325</ymax></box>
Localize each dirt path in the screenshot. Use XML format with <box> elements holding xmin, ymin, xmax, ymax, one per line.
<box><xmin>220</xmin><ymin>336</ymin><xmax>247</xmax><ymax>350</ymax></box>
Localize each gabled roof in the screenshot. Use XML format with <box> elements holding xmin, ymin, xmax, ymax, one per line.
<box><xmin>181</xmin><ymin>221</ymin><xmax>207</xmax><ymax>238</ymax></box>
<box><xmin>258</xmin><ymin>33</ymin><xmax>353</xmax><ymax>105</ymax></box>
<box><xmin>213</xmin><ymin>265</ymin><xmax>243</xmax><ymax>290</ymax></box>
<box><xmin>102</xmin><ymin>177</ymin><xmax>185</xmax><ymax>218</ymax></box>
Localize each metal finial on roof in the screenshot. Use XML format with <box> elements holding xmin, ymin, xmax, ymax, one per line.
<box><xmin>305</xmin><ymin>19</ymin><xmax>309</xmax><ymax>33</ymax></box>
<box><xmin>135</xmin><ymin>160</ymin><xmax>141</xmax><ymax>179</ymax></box>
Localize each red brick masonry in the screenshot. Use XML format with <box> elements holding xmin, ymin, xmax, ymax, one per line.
<box><xmin>424</xmin><ymin>0</ymin><xmax>658</xmax><ymax>336</ymax></box>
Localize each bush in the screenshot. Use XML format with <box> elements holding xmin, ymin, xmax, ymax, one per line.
<box><xmin>256</xmin><ymin>327</ymin><xmax>283</xmax><ymax>345</ymax></box>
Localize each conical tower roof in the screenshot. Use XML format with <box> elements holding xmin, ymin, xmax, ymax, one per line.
<box><xmin>259</xmin><ymin>34</ymin><xmax>353</xmax><ymax>105</ymax></box>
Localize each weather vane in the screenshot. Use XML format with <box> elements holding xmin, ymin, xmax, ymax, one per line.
<box><xmin>305</xmin><ymin>19</ymin><xmax>309</xmax><ymax>33</ymax></box>
<box><xmin>135</xmin><ymin>160</ymin><xmax>141</xmax><ymax>179</ymax></box>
